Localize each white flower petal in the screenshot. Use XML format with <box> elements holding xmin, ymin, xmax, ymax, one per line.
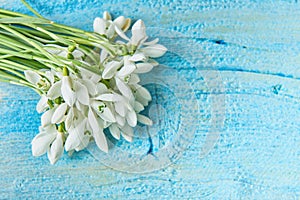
<box><xmin>47</xmin><ymin>132</ymin><xmax>64</xmax><ymax>165</ymax></box>
<box><xmin>131</xmin><ymin>19</ymin><xmax>147</xmax><ymax>46</ymax></box>
<box><xmin>93</xmin><ymin>17</ymin><xmax>106</xmax><ymax>34</ymax></box>
<box><xmin>141</xmin><ymin>44</ymin><xmax>167</xmax><ymax>58</ymax></box>
<box><xmin>75</xmin><ymin>100</ymin><xmax>84</xmax><ymax>111</ymax></box>
<box><xmin>82</xmin><ymin>79</ymin><xmax>97</xmax><ymax>96</ymax></box>
<box><xmin>135</xmin><ymin>85</ymin><xmax>152</xmax><ymax>101</ymax></box>
<box><xmin>121</xmin><ymin>132</ymin><xmax>132</xmax><ymax>142</ymax></box>
<box><xmin>41</xmin><ymin>108</ymin><xmax>55</xmax><ymax>127</ymax></box>
<box><xmin>45</xmin><ymin>70</ymin><xmax>55</xmax><ymax>84</ymax></box>
<box><xmin>36</xmin><ymin>95</ymin><xmax>49</xmax><ymax>113</ymax></box>
<box><xmin>106</xmin><ymin>24</ymin><xmax>116</xmax><ymax>38</ymax></box>
<box><xmin>65</xmin><ymin>119</ymin><xmax>87</xmax><ymax>151</ymax></box>
<box><xmin>129</xmin><ymin>52</ymin><xmax>146</xmax><ymax>62</ymax></box>
<box><xmin>137</xmin><ymin>114</ymin><xmax>153</xmax><ymax>125</ymax></box>
<box><xmin>61</xmin><ymin>76</ymin><xmax>76</xmax><ymax>106</ymax></box>
<box><xmin>128</xmin><ymin>74</ymin><xmax>140</xmax><ymax>84</ymax></box>
<box><xmin>134</xmin><ymin>101</ymin><xmax>144</xmax><ymax>112</ymax></box>
<box><xmin>51</xmin><ymin>103</ymin><xmax>68</xmax><ymax>124</ymax></box>
<box><xmin>120</xmin><ymin>123</ymin><xmax>134</xmax><ymax>137</ymax></box>
<box><xmin>65</xmin><ymin>132</ymin><xmax>84</xmax><ymax>152</ymax></box>
<box><xmin>24</xmin><ymin>70</ymin><xmax>41</xmax><ymax>85</ymax></box>
<box><xmin>117</xmin><ymin>63</ymin><xmax>136</xmax><ymax>77</ymax></box>
<box><xmin>143</xmin><ymin>38</ymin><xmax>159</xmax><ymax>46</ymax></box>
<box><xmin>103</xmin><ymin>11</ymin><xmax>111</xmax><ymax>20</ymax></box>
<box><xmin>80</xmin><ymin>67</ymin><xmax>101</xmax><ymax>83</ymax></box>
<box><xmin>137</xmin><ymin>97</ymin><xmax>149</xmax><ymax>106</ymax></box>
<box><xmin>120</xmin><ymin>124</ymin><xmax>133</xmax><ymax>142</ymax></box>
<box><xmin>116</xmin><ymin>114</ymin><xmax>125</xmax><ymax>126</ymax></box>
<box><xmin>91</xmin><ymin>73</ymin><xmax>102</xmax><ymax>83</ymax></box>
<box><xmin>64</xmin><ymin>107</ymin><xmax>74</xmax><ymax>130</ymax></box>
<box><xmin>115</xmin><ymin>101</ymin><xmax>127</xmax><ymax>117</ymax></box>
<box><xmin>109</xmin><ymin>124</ymin><xmax>120</xmax><ymax>140</ymax></box>
<box><xmin>113</xmin><ymin>16</ymin><xmax>126</xmax><ymax>29</ymax></box>
<box><xmin>135</xmin><ymin>63</ymin><xmax>154</xmax><ymax>74</ymax></box>
<box><xmin>115</xmin><ymin>78</ymin><xmax>133</xmax><ymax>99</ymax></box>
<box><xmin>126</xmin><ymin>109</ymin><xmax>137</xmax><ymax>127</ymax></box>
<box><xmin>114</xmin><ymin>25</ymin><xmax>130</xmax><ymax>41</ymax></box>
<box><xmin>104</xmin><ymin>121</ymin><xmax>111</xmax><ymax>129</ymax></box>
<box><xmin>88</xmin><ymin>108</ymin><xmax>99</xmax><ymax>134</ymax></box>
<box><xmin>99</xmin><ymin>107</ymin><xmax>116</xmax><ymax>122</ymax></box>
<box><xmin>95</xmin><ymin>93</ymin><xmax>122</xmax><ymax>102</ymax></box>
<box><xmin>74</xmin><ymin>134</ymin><xmax>90</xmax><ymax>151</ymax></box>
<box><xmin>31</xmin><ymin>127</ymin><xmax>56</xmax><ymax>157</ymax></box>
<box><xmin>75</xmin><ymin>81</ymin><xmax>89</xmax><ymax>105</ymax></box>
<box><xmin>93</xmin><ymin>128</ymin><xmax>108</xmax><ymax>153</ymax></box>
<box><xmin>100</xmin><ymin>49</ymin><xmax>108</xmax><ymax>63</ymax></box>
<box><xmin>47</xmin><ymin>81</ymin><xmax>62</xmax><ymax>100</ymax></box>
<box><xmin>102</xmin><ymin>61</ymin><xmax>120</xmax><ymax>79</ymax></box>
<box><xmin>96</xmin><ymin>82</ymin><xmax>108</xmax><ymax>94</ymax></box>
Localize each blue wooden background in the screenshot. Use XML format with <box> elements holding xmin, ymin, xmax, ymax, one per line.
<box><xmin>1</xmin><ymin>0</ymin><xmax>300</xmax><ymax>199</ymax></box>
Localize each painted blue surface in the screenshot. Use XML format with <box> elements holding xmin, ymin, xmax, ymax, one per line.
<box><xmin>0</xmin><ymin>0</ymin><xmax>300</xmax><ymax>199</ymax></box>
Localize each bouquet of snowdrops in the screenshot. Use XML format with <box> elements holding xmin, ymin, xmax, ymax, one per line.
<box><xmin>0</xmin><ymin>1</ymin><xmax>167</xmax><ymax>164</ymax></box>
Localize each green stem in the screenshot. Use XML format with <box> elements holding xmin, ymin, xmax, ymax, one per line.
<box><xmin>0</xmin><ymin>59</ymin><xmax>38</xmax><ymax>72</ymax></box>
<box><xmin>7</xmin><ymin>57</ymin><xmax>44</xmax><ymax>70</ymax></box>
<box><xmin>21</xmin><ymin>0</ymin><xmax>44</xmax><ymax>18</ymax></box>
<box><xmin>0</xmin><ymin>64</ymin><xmax>26</xmax><ymax>79</ymax></box>
<box><xmin>0</xmin><ymin>24</ymin><xmax>63</xmax><ymax>66</ymax></box>
<box><xmin>0</xmin><ymin>71</ymin><xmax>22</xmax><ymax>81</ymax></box>
<box><xmin>0</xmin><ymin>33</ymin><xmax>44</xmax><ymax>56</ymax></box>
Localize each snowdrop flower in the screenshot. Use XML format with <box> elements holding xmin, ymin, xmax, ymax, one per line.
<box><xmin>115</xmin><ymin>19</ymin><xmax>167</xmax><ymax>58</ymax></box>
<box><xmin>36</xmin><ymin>95</ymin><xmax>50</xmax><ymax>113</ymax></box>
<box><xmin>90</xmin><ymin>99</ymin><xmax>116</xmax><ymax>123</ymax></box>
<box><xmin>87</xmin><ymin>108</ymin><xmax>109</xmax><ymax>153</ymax></box>
<box><xmin>109</xmin><ymin>123</ymin><xmax>133</xmax><ymax>142</ymax></box>
<box><xmin>31</xmin><ymin>125</ymin><xmax>64</xmax><ymax>164</ymax></box>
<box><xmin>47</xmin><ymin>67</ymin><xmax>89</xmax><ymax>108</ymax></box>
<box><xmin>132</xmin><ymin>83</ymin><xmax>152</xmax><ymax>106</ymax></box>
<box><xmin>93</xmin><ymin>12</ymin><xmax>131</xmax><ymax>39</ymax></box>
<box><xmin>24</xmin><ymin>70</ymin><xmax>51</xmax><ymax>91</ymax></box>
<box><xmin>47</xmin><ymin>131</ymin><xmax>64</xmax><ymax>165</ymax></box>
<box><xmin>95</xmin><ymin>92</ymin><xmax>137</xmax><ymax>127</ymax></box>
<box><xmin>31</xmin><ymin>125</ymin><xmax>57</xmax><ymax>157</ymax></box>
<box><xmin>65</xmin><ymin>114</ymin><xmax>91</xmax><ymax>152</ymax></box>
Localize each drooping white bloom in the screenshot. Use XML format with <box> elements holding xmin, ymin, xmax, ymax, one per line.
<box><xmin>36</xmin><ymin>95</ymin><xmax>49</xmax><ymax>113</ymax></box>
<box><xmin>31</xmin><ymin>125</ymin><xmax>65</xmax><ymax>165</ymax></box>
<box><xmin>65</xmin><ymin>117</ymin><xmax>89</xmax><ymax>152</ymax></box>
<box><xmin>24</xmin><ymin>70</ymin><xmax>51</xmax><ymax>91</ymax></box>
<box><xmin>132</xmin><ymin>84</ymin><xmax>152</xmax><ymax>106</ymax></box>
<box><xmin>24</xmin><ymin>70</ymin><xmax>42</xmax><ymax>85</ymax></box>
<box><xmin>31</xmin><ymin>125</ymin><xmax>57</xmax><ymax>157</ymax></box>
<box><xmin>130</xmin><ymin>19</ymin><xmax>147</xmax><ymax>46</ymax></box>
<box><xmin>95</xmin><ymin>92</ymin><xmax>137</xmax><ymax>127</ymax></box>
<box><xmin>47</xmin><ymin>132</ymin><xmax>64</xmax><ymax>165</ymax></box>
<box><xmin>51</xmin><ymin>103</ymin><xmax>68</xmax><ymax>124</ymax></box>
<box><xmin>93</xmin><ymin>12</ymin><xmax>131</xmax><ymax>39</ymax></box>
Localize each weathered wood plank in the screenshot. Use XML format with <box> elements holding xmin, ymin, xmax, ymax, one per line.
<box><xmin>0</xmin><ymin>0</ymin><xmax>300</xmax><ymax>199</ymax></box>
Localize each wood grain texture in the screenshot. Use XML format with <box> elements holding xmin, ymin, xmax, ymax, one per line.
<box><xmin>0</xmin><ymin>0</ymin><xmax>300</xmax><ymax>199</ymax></box>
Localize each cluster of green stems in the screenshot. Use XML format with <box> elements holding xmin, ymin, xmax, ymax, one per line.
<box><xmin>0</xmin><ymin>1</ymin><xmax>128</xmax><ymax>93</ymax></box>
